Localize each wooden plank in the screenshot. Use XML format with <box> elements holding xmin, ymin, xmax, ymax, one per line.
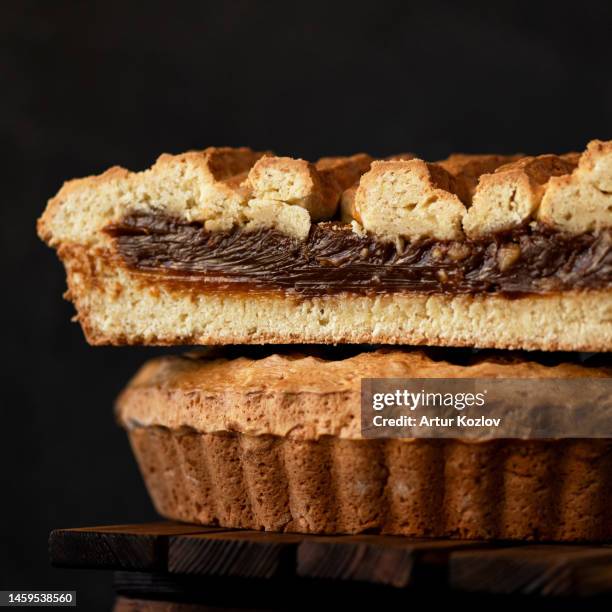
<box><xmin>69</xmin><ymin>522</ymin><xmax>211</xmax><ymax>536</ymax></box>
<box><xmin>297</xmin><ymin>535</ymin><xmax>489</xmax><ymax>587</ymax></box>
<box><xmin>168</xmin><ymin>531</ymin><xmax>303</xmax><ymax>578</ymax></box>
<box><xmin>450</xmin><ymin>545</ymin><xmax>612</xmax><ymax>596</ymax></box>
<box><xmin>49</xmin><ymin>521</ymin><xmax>223</xmax><ymax>571</ymax></box>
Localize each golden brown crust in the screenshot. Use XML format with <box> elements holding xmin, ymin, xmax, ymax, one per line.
<box><xmin>347</xmin><ymin>141</ymin><xmax>611</xmax><ymax>240</ymax></box>
<box><xmin>437</xmin><ymin>153</ymin><xmax>521</xmax><ymax>203</ymax></box>
<box><xmin>340</xmin><ymin>153</ymin><xmax>413</xmax><ymax>223</ymax></box>
<box><xmin>126</xmin><ymin>426</ymin><xmax>612</xmax><ymax>540</ymax></box>
<box><xmin>246</xmin><ymin>153</ymin><xmax>372</xmax><ymax>222</ymax></box>
<box><xmin>353</xmin><ymin>158</ymin><xmax>467</xmax><ymax>242</ymax></box>
<box><xmin>116</xmin><ymin>349</ymin><xmax>610</xmax><ymax>439</ymax></box>
<box><xmin>464</xmin><ymin>154</ymin><xmax>579</xmax><ymax>238</ymax></box>
<box><xmin>38</xmin><ymin>146</ymin><xmax>267</xmax><ymax>247</ymax></box>
<box><xmin>499</xmin><ymin>154</ymin><xmax>580</xmax><ymax>184</ymax></box>
<box><xmin>39</xmin><ymin>141</ymin><xmax>612</xmax><ymax>251</ymax></box>
<box><xmin>37</xmin><ymin>166</ymin><xmax>130</xmax><ymax>246</ymax></box>
<box><xmin>539</xmin><ymin>140</ymin><xmax>612</xmax><ymax>233</ymax></box>
<box><xmin>315</xmin><ymin>153</ymin><xmax>373</xmax><ymax>215</ymax></box>
<box><xmin>349</xmin><ymin>154</ymin><xmax>518</xmax><ymax>239</ymax></box>
<box><xmin>39</xmin><ymin>147</ymin><xmax>374</xmax><ymax>245</ymax></box>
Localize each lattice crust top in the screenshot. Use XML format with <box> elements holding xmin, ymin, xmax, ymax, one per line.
<box><xmin>38</xmin><ymin>140</ymin><xmax>612</xmax><ymax>247</ymax></box>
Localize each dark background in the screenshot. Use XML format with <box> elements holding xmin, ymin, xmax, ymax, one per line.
<box><xmin>2</xmin><ymin>1</ymin><xmax>612</xmax><ymax>609</ymax></box>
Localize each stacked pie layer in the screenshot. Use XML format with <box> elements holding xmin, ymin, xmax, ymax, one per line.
<box><xmin>38</xmin><ymin>141</ymin><xmax>612</xmax><ymax>351</ymax></box>
<box><xmin>117</xmin><ymin>350</ymin><xmax>612</xmax><ymax>541</ymax></box>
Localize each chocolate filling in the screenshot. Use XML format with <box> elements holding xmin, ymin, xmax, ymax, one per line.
<box><xmin>105</xmin><ymin>214</ymin><xmax>612</xmax><ymax>295</ymax></box>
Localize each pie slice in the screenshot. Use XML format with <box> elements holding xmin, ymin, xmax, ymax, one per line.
<box><xmin>38</xmin><ymin>141</ymin><xmax>612</xmax><ymax>350</ymax></box>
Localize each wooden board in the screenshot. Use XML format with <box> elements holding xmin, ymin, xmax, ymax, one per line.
<box><xmin>168</xmin><ymin>531</ymin><xmax>303</xmax><ymax>578</ymax></box>
<box><xmin>296</xmin><ymin>534</ymin><xmax>485</xmax><ymax>587</ymax></box>
<box><xmin>49</xmin><ymin>522</ymin><xmax>612</xmax><ymax>596</ymax></box>
<box><xmin>450</xmin><ymin>544</ymin><xmax>612</xmax><ymax>597</ymax></box>
<box><xmin>49</xmin><ymin>521</ymin><xmax>223</xmax><ymax>571</ymax></box>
